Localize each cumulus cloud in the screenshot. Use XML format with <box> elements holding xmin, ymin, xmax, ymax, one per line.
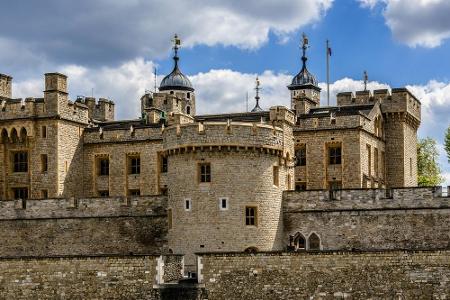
<box><xmin>13</xmin><ymin>58</ymin><xmax>156</xmax><ymax>119</ymax></box>
<box><xmin>359</xmin><ymin>0</ymin><xmax>450</xmax><ymax>48</ymax></box>
<box><xmin>12</xmin><ymin>60</ymin><xmax>450</xmax><ymax>185</ymax></box>
<box><xmin>0</xmin><ymin>0</ymin><xmax>332</xmax><ymax>69</ymax></box>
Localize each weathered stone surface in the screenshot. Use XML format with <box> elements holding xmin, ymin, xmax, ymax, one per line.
<box><xmin>198</xmin><ymin>250</ymin><xmax>450</xmax><ymax>300</ymax></box>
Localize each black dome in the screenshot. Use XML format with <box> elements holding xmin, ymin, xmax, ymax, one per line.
<box><xmin>159</xmin><ymin>53</ymin><xmax>194</xmax><ymax>92</ymax></box>
<box><xmin>290</xmin><ymin>66</ymin><xmax>318</xmax><ymax>87</ymax></box>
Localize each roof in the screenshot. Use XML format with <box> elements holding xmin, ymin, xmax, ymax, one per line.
<box><xmin>159</xmin><ymin>53</ymin><xmax>194</xmax><ymax>92</ymax></box>
<box><xmin>299</xmin><ymin>104</ymin><xmax>375</xmax><ymax>119</ymax></box>
<box><xmin>195</xmin><ymin>111</ymin><xmax>270</xmax><ymax>123</ymax></box>
<box><xmin>84</xmin><ymin>119</ymin><xmax>162</xmax><ymax>132</ymax></box>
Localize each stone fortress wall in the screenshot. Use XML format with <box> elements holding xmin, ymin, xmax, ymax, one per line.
<box><xmin>0</xmin><ymin>195</ymin><xmax>168</xmax><ymax>257</ymax></box>
<box><xmin>283</xmin><ymin>187</ymin><xmax>450</xmax><ymax>251</ymax></box>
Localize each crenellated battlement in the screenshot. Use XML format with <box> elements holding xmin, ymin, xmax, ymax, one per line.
<box><xmin>283</xmin><ymin>187</ymin><xmax>449</xmax><ymax>212</ymax></box>
<box><xmin>77</xmin><ymin>96</ymin><xmax>115</xmax><ymax>122</ymax></box>
<box><xmin>336</xmin><ymin>88</ymin><xmax>421</xmax><ymax>124</ymax></box>
<box><xmin>0</xmin><ymin>195</ymin><xmax>167</xmax><ymax>220</ymax></box>
<box><xmin>163</xmin><ymin>121</ymin><xmax>286</xmax><ymax>155</ymax></box>
<box><xmin>83</xmin><ymin>122</ymin><xmax>163</xmax><ymax>144</ymax></box>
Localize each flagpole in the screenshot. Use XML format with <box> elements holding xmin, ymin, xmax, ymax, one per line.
<box><xmin>326</xmin><ymin>39</ymin><xmax>330</xmax><ymax>106</ymax></box>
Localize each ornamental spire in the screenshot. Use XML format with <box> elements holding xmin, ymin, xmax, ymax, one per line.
<box><xmin>301</xmin><ymin>32</ymin><xmax>309</xmax><ymax>70</ymax></box>
<box><xmin>172</xmin><ymin>34</ymin><xmax>181</xmax><ymax>68</ymax></box>
<box><xmin>251</xmin><ymin>76</ymin><xmax>263</xmax><ymax>112</ymax></box>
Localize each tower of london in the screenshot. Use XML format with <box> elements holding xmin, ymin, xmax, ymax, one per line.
<box><xmin>0</xmin><ymin>35</ymin><xmax>448</xmax><ymax>299</ymax></box>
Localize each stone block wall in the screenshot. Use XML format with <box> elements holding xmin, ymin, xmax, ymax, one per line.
<box><xmin>0</xmin><ymin>196</ymin><xmax>168</xmax><ymax>256</ymax></box>
<box><xmin>0</xmin><ymin>255</ymin><xmax>158</xmax><ymax>299</ymax></box>
<box><xmin>198</xmin><ymin>250</ymin><xmax>450</xmax><ymax>299</ymax></box>
<box><xmin>283</xmin><ymin>188</ymin><xmax>450</xmax><ymax>251</ymax></box>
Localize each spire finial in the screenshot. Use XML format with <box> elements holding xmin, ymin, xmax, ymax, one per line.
<box><xmin>301</xmin><ymin>33</ymin><xmax>309</xmax><ymax>69</ymax></box>
<box><xmin>172</xmin><ymin>34</ymin><xmax>181</xmax><ymax>67</ymax></box>
<box><xmin>251</xmin><ymin>76</ymin><xmax>263</xmax><ymax>112</ymax></box>
<box><xmin>363</xmin><ymin>70</ymin><xmax>368</xmax><ymax>91</ymax></box>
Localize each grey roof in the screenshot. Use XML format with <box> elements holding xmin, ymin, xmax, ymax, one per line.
<box><xmin>159</xmin><ymin>56</ymin><xmax>194</xmax><ymax>92</ymax></box>
<box><xmin>195</xmin><ymin>111</ymin><xmax>270</xmax><ymax>123</ymax></box>
<box><xmin>289</xmin><ymin>66</ymin><xmax>318</xmax><ymax>88</ymax></box>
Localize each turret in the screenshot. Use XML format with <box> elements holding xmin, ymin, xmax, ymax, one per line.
<box><xmin>44</xmin><ymin>72</ymin><xmax>68</xmax><ymax>115</ymax></box>
<box><xmin>157</xmin><ymin>34</ymin><xmax>195</xmax><ymax>117</ymax></box>
<box><xmin>288</xmin><ymin>34</ymin><xmax>321</xmax><ymax>117</ymax></box>
<box><xmin>0</xmin><ymin>74</ymin><xmax>12</xmax><ymax>98</ymax></box>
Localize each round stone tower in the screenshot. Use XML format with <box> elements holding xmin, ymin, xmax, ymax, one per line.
<box><xmin>163</xmin><ymin>106</ymin><xmax>295</xmax><ymax>268</ymax></box>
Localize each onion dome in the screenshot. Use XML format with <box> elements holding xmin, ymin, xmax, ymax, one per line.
<box><xmin>159</xmin><ymin>35</ymin><xmax>194</xmax><ymax>92</ymax></box>
<box><xmin>288</xmin><ymin>34</ymin><xmax>320</xmax><ymax>91</ymax></box>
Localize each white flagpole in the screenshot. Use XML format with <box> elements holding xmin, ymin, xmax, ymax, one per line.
<box><xmin>326</xmin><ymin>39</ymin><xmax>330</xmax><ymax>106</ymax></box>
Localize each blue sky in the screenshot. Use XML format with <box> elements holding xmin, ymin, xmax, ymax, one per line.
<box><xmin>1</xmin><ymin>0</ymin><xmax>450</xmax><ymax>185</ymax></box>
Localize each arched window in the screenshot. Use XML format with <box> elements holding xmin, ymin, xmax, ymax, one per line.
<box><xmin>1</xmin><ymin>129</ymin><xmax>8</xmax><ymax>144</ymax></box>
<box><xmin>308</xmin><ymin>233</ymin><xmax>321</xmax><ymax>250</ymax></box>
<box><xmin>10</xmin><ymin>128</ymin><xmax>19</xmax><ymax>143</ymax></box>
<box><xmin>294</xmin><ymin>233</ymin><xmax>306</xmax><ymax>250</ymax></box>
<box><xmin>20</xmin><ymin>127</ymin><xmax>27</xmax><ymax>143</ymax></box>
<box><xmin>186</xmin><ymin>106</ymin><xmax>191</xmax><ymax>115</ymax></box>
<box><xmin>187</xmin><ymin>92</ymin><xmax>190</xmax><ymax>99</ymax></box>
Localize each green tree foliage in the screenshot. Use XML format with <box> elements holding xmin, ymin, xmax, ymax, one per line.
<box><xmin>417</xmin><ymin>137</ymin><xmax>443</xmax><ymax>186</ymax></box>
<box><xmin>445</xmin><ymin>125</ymin><xmax>450</xmax><ymax>163</ymax></box>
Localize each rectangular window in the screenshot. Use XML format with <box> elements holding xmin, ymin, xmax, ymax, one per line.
<box><xmin>41</xmin><ymin>126</ymin><xmax>47</xmax><ymax>138</ymax></box>
<box><xmin>41</xmin><ymin>189</ymin><xmax>48</xmax><ymax>199</ymax></box>
<box><xmin>98</xmin><ymin>190</ymin><xmax>109</xmax><ymax>197</ymax></box>
<box><xmin>13</xmin><ymin>188</ymin><xmax>28</xmax><ymax>200</ymax></box>
<box><xmin>128</xmin><ymin>189</ymin><xmax>140</xmax><ymax>196</ymax></box>
<box><xmin>219</xmin><ymin>197</ymin><xmax>229</xmax><ymax>211</ymax></box>
<box><xmin>98</xmin><ymin>158</ymin><xmax>109</xmax><ymax>176</ymax></box>
<box><xmin>273</xmin><ymin>166</ymin><xmax>279</xmax><ymax>186</ymax></box>
<box><xmin>185</xmin><ymin>198</ymin><xmax>192</xmax><ymax>211</ymax></box>
<box><xmin>161</xmin><ymin>156</ymin><xmax>168</xmax><ymax>173</ymax></box>
<box><xmin>381</xmin><ymin>151</ymin><xmax>385</xmax><ymax>180</ymax></box>
<box><xmin>367</xmin><ymin>144</ymin><xmax>371</xmax><ymax>176</ymax></box>
<box><xmin>199</xmin><ymin>163</ymin><xmax>211</xmax><ymax>183</ymax></box>
<box><xmin>13</xmin><ymin>152</ymin><xmax>28</xmax><ymax>172</ymax></box>
<box><xmin>129</xmin><ymin>156</ymin><xmax>141</xmax><ymax>175</ymax></box>
<box><xmin>374</xmin><ymin>148</ymin><xmax>379</xmax><ymax>177</ymax></box>
<box><xmin>245</xmin><ymin>206</ymin><xmax>257</xmax><ymax>226</ymax></box>
<box><xmin>295</xmin><ymin>146</ymin><xmax>306</xmax><ymax>166</ymax></box>
<box><xmin>295</xmin><ymin>182</ymin><xmax>307</xmax><ymax>191</ymax></box>
<box><xmin>41</xmin><ymin>154</ymin><xmax>48</xmax><ymax>172</ymax></box>
<box><xmin>168</xmin><ymin>208</ymin><xmax>173</xmax><ymax>229</ymax></box>
<box><xmin>328</xmin><ymin>146</ymin><xmax>341</xmax><ymax>165</ymax></box>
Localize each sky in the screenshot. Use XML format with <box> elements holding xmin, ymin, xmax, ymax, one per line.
<box><xmin>1</xmin><ymin>0</ymin><xmax>450</xmax><ymax>186</ymax></box>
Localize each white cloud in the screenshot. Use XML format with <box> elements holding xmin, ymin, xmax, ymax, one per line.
<box><xmin>0</xmin><ymin>0</ymin><xmax>333</xmax><ymax>70</ymax></box>
<box><xmin>358</xmin><ymin>0</ymin><xmax>380</xmax><ymax>9</ymax></box>
<box><xmin>12</xmin><ymin>60</ymin><xmax>450</xmax><ymax>185</ymax></box>
<box><xmin>13</xmin><ymin>58</ymin><xmax>156</xmax><ymax>119</ymax></box>
<box><xmin>360</xmin><ymin>0</ymin><xmax>450</xmax><ymax>48</ymax></box>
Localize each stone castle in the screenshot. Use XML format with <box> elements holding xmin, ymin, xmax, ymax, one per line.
<box><xmin>0</xmin><ymin>35</ymin><xmax>448</xmax><ymax>299</ymax></box>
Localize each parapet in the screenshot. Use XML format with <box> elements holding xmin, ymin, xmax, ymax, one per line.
<box><xmin>77</xmin><ymin>96</ymin><xmax>115</xmax><ymax>122</ymax></box>
<box><xmin>0</xmin><ymin>195</ymin><xmax>168</xmax><ymax>220</ymax></box>
<box><xmin>83</xmin><ymin>121</ymin><xmax>163</xmax><ymax>144</ymax></box>
<box><xmin>163</xmin><ymin>120</ymin><xmax>286</xmax><ymax>155</ymax></box>
<box><xmin>270</xmin><ymin>106</ymin><xmax>295</xmax><ymax>125</ymax></box>
<box><xmin>336</xmin><ymin>88</ymin><xmax>421</xmax><ymax>124</ymax></box>
<box><xmin>283</xmin><ymin>187</ymin><xmax>449</xmax><ymax>212</ymax></box>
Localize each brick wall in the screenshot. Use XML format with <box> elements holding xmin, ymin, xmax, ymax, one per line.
<box><xmin>198</xmin><ymin>250</ymin><xmax>450</xmax><ymax>299</ymax></box>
